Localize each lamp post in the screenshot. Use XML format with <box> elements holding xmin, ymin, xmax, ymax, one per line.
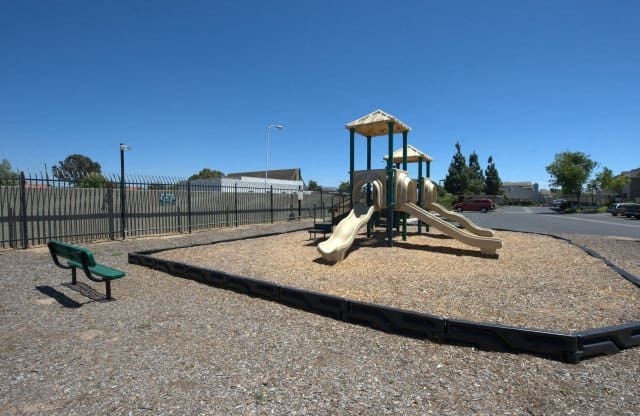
<box><xmin>120</xmin><ymin>143</ymin><xmax>131</xmax><ymax>239</ymax></box>
<box><xmin>265</xmin><ymin>124</ymin><xmax>284</xmax><ymax>187</ymax></box>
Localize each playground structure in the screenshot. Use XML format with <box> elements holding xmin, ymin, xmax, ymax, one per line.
<box><xmin>317</xmin><ymin>110</ymin><xmax>502</xmax><ymax>263</ymax></box>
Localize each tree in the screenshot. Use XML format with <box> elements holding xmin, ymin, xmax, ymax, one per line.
<box><xmin>188</xmin><ymin>168</ymin><xmax>224</xmax><ymax>181</ymax></box>
<box><xmin>484</xmin><ymin>156</ymin><xmax>503</xmax><ymax>195</ymax></box>
<box><xmin>593</xmin><ymin>167</ymin><xmax>629</xmax><ymax>195</ymax></box>
<box><xmin>0</xmin><ymin>158</ymin><xmax>19</xmax><ymax>185</ymax></box>
<box><xmin>443</xmin><ymin>141</ymin><xmax>469</xmax><ymax>196</ymax></box>
<box><xmin>307</xmin><ymin>180</ymin><xmax>321</xmax><ymax>191</ymax></box>
<box><xmin>545</xmin><ymin>151</ymin><xmax>597</xmax><ymax>207</ymax></box>
<box><xmin>52</xmin><ymin>154</ymin><xmax>101</xmax><ymax>182</ymax></box>
<box><xmin>467</xmin><ymin>151</ymin><xmax>485</xmax><ymax>195</ymax></box>
<box><xmin>338</xmin><ymin>181</ymin><xmax>350</xmax><ymax>193</ymax></box>
<box><xmin>78</xmin><ymin>172</ymin><xmax>110</xmax><ymax>188</ymax></box>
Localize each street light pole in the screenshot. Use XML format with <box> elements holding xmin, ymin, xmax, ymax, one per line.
<box><xmin>265</xmin><ymin>124</ymin><xmax>284</xmax><ymax>187</ymax></box>
<box><xmin>120</xmin><ymin>143</ymin><xmax>130</xmax><ymax>239</ymax></box>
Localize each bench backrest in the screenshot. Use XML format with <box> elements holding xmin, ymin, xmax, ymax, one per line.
<box><xmin>48</xmin><ymin>240</ymin><xmax>97</xmax><ymax>267</ymax></box>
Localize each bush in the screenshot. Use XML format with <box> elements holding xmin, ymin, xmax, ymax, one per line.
<box><xmin>436</xmin><ymin>191</ymin><xmax>457</xmax><ymax>209</ymax></box>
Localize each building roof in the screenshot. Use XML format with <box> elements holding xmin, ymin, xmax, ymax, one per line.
<box><xmin>345</xmin><ymin>109</ymin><xmax>411</xmax><ymax>137</ymax></box>
<box><xmin>621</xmin><ymin>168</ymin><xmax>640</xmax><ymax>177</ymax></box>
<box><xmin>503</xmin><ymin>181</ymin><xmax>535</xmax><ymax>188</ymax></box>
<box><xmin>226</xmin><ymin>168</ymin><xmax>302</xmax><ymax>182</ymax></box>
<box><xmin>383</xmin><ymin>144</ymin><xmax>432</xmax><ymax>163</ymax></box>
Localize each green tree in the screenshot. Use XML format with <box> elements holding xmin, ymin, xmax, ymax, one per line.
<box><xmin>467</xmin><ymin>151</ymin><xmax>485</xmax><ymax>195</ymax></box>
<box><xmin>0</xmin><ymin>158</ymin><xmax>19</xmax><ymax>185</ymax></box>
<box><xmin>307</xmin><ymin>180</ymin><xmax>321</xmax><ymax>191</ymax></box>
<box><xmin>78</xmin><ymin>172</ymin><xmax>110</xmax><ymax>188</ymax></box>
<box><xmin>443</xmin><ymin>141</ymin><xmax>469</xmax><ymax>196</ymax></box>
<box><xmin>545</xmin><ymin>151</ymin><xmax>597</xmax><ymax>207</ymax></box>
<box><xmin>188</xmin><ymin>168</ymin><xmax>224</xmax><ymax>181</ymax></box>
<box><xmin>593</xmin><ymin>167</ymin><xmax>629</xmax><ymax>195</ymax></box>
<box><xmin>52</xmin><ymin>154</ymin><xmax>101</xmax><ymax>182</ymax></box>
<box><xmin>484</xmin><ymin>156</ymin><xmax>503</xmax><ymax>195</ymax></box>
<box><xmin>338</xmin><ymin>181</ymin><xmax>350</xmax><ymax>193</ymax></box>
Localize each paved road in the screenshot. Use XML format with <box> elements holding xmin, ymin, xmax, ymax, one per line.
<box><xmin>459</xmin><ymin>206</ymin><xmax>640</xmax><ymax>239</ymax></box>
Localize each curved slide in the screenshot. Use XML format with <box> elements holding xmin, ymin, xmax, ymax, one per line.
<box><xmin>317</xmin><ymin>203</ymin><xmax>376</xmax><ymax>263</ymax></box>
<box><xmin>399</xmin><ymin>203</ymin><xmax>502</xmax><ymax>255</ymax></box>
<box><xmin>424</xmin><ymin>202</ymin><xmax>496</xmax><ymax>237</ymax></box>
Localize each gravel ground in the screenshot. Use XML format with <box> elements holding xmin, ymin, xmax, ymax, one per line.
<box><xmin>1</xmin><ymin>221</ymin><xmax>639</xmax><ymax>415</ymax></box>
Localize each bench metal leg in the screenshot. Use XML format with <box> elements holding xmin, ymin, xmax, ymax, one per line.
<box><xmin>71</xmin><ymin>267</ymin><xmax>77</xmax><ymax>285</ymax></box>
<box><xmin>105</xmin><ymin>281</ymin><xmax>112</xmax><ymax>300</ymax></box>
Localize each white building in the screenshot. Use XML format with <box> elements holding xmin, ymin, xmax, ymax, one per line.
<box><xmin>503</xmin><ymin>181</ymin><xmax>541</xmax><ymax>202</ymax></box>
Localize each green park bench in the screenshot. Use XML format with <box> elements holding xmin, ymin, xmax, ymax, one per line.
<box><xmin>47</xmin><ymin>240</ymin><xmax>125</xmax><ymax>300</ymax></box>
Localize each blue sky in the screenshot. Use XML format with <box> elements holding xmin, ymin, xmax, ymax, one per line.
<box><xmin>2</xmin><ymin>0</ymin><xmax>639</xmax><ymax>188</ymax></box>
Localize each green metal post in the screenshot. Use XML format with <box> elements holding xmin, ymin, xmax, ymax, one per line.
<box><xmin>402</xmin><ymin>132</ymin><xmax>408</xmax><ymax>170</ymax></box>
<box><xmin>386</xmin><ymin>122</ymin><xmax>394</xmax><ymax>247</ymax></box>
<box><xmin>366</xmin><ymin>135</ymin><xmax>372</xmax><ymax>237</ymax></box>
<box><xmin>402</xmin><ymin>131</ymin><xmax>408</xmax><ymax>241</ymax></box>
<box><xmin>426</xmin><ymin>160</ymin><xmax>430</xmax><ymax>232</ymax></box>
<box><xmin>418</xmin><ymin>159</ymin><xmax>423</xmax><ymax>234</ymax></box>
<box><xmin>349</xmin><ymin>128</ymin><xmax>355</xmax><ymax>210</ymax></box>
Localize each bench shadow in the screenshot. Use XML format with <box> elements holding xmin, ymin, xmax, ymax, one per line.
<box><xmin>35</xmin><ymin>286</ymin><xmax>82</xmax><ymax>308</ymax></box>
<box><xmin>61</xmin><ymin>282</ymin><xmax>112</xmax><ymax>302</ymax></box>
<box><xmin>35</xmin><ymin>282</ymin><xmax>111</xmax><ymax>308</ymax></box>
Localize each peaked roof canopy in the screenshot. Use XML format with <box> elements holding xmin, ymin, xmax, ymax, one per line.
<box><xmin>345</xmin><ymin>109</ymin><xmax>411</xmax><ymax>137</ymax></box>
<box><xmin>383</xmin><ymin>144</ymin><xmax>432</xmax><ymax>163</ymax></box>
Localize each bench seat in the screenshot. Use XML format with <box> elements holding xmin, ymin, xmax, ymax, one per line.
<box><xmin>67</xmin><ymin>260</ymin><xmax>125</xmax><ymax>280</ymax></box>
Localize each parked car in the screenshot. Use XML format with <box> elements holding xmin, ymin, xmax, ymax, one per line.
<box><xmin>622</xmin><ymin>203</ymin><xmax>640</xmax><ymax>218</ymax></box>
<box><xmin>550</xmin><ymin>199</ymin><xmax>570</xmax><ymax>210</ymax></box>
<box><xmin>607</xmin><ymin>203</ymin><xmax>621</xmax><ymax>215</ymax></box>
<box><xmin>453</xmin><ymin>198</ymin><xmax>494</xmax><ymax>213</ymax></box>
<box><xmin>615</xmin><ymin>202</ymin><xmax>639</xmax><ymax>217</ymax></box>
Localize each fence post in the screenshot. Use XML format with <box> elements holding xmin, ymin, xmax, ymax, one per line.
<box><xmin>320</xmin><ymin>189</ymin><xmax>324</xmax><ymax>222</ymax></box>
<box><xmin>270</xmin><ymin>186</ymin><xmax>274</xmax><ymax>224</ymax></box>
<box><xmin>234</xmin><ymin>184</ymin><xmax>238</xmax><ymax>227</ymax></box>
<box><xmin>120</xmin><ymin>169</ymin><xmax>126</xmax><ymax>240</ymax></box>
<box><xmin>107</xmin><ymin>188</ymin><xmax>115</xmax><ymax>240</ymax></box>
<box><xmin>19</xmin><ymin>172</ymin><xmax>28</xmax><ymax>249</ymax></box>
<box><xmin>187</xmin><ymin>181</ymin><xmax>192</xmax><ymax>234</ymax></box>
<box><xmin>8</xmin><ymin>207</ymin><xmax>16</xmax><ymax>248</ymax></box>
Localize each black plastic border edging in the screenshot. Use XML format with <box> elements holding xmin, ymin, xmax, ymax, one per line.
<box><xmin>128</xmin><ymin>230</ymin><xmax>640</xmax><ymax>364</ymax></box>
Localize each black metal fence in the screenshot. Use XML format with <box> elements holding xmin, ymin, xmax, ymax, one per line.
<box><xmin>0</xmin><ymin>172</ymin><xmax>349</xmax><ymax>249</ymax></box>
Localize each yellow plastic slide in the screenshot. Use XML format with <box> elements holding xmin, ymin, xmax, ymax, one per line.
<box><xmin>423</xmin><ymin>201</ymin><xmax>496</xmax><ymax>237</ymax></box>
<box><xmin>317</xmin><ymin>203</ymin><xmax>376</xmax><ymax>263</ymax></box>
<box><xmin>399</xmin><ymin>203</ymin><xmax>502</xmax><ymax>255</ymax></box>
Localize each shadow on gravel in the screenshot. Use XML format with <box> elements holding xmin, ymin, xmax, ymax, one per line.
<box><xmin>61</xmin><ymin>282</ymin><xmax>111</xmax><ymax>302</ymax></box>
<box><xmin>394</xmin><ymin>241</ymin><xmax>499</xmax><ymax>259</ymax></box>
<box><xmin>35</xmin><ymin>286</ymin><xmax>82</xmax><ymax>308</ymax></box>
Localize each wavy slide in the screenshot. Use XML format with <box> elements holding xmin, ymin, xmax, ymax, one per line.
<box><xmin>317</xmin><ymin>203</ymin><xmax>376</xmax><ymax>263</ymax></box>
<box><xmin>424</xmin><ymin>202</ymin><xmax>496</xmax><ymax>237</ymax></box>
<box><xmin>399</xmin><ymin>203</ymin><xmax>502</xmax><ymax>255</ymax></box>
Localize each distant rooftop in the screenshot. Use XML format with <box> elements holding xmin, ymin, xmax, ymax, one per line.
<box><xmin>621</xmin><ymin>168</ymin><xmax>640</xmax><ymax>177</ymax></box>
<box><xmin>503</xmin><ymin>181</ymin><xmax>537</xmax><ymax>188</ymax></box>
<box><xmin>226</xmin><ymin>168</ymin><xmax>303</xmax><ymax>182</ymax></box>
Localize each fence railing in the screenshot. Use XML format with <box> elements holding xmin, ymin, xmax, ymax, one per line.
<box><xmin>0</xmin><ymin>172</ymin><xmax>349</xmax><ymax>249</ymax></box>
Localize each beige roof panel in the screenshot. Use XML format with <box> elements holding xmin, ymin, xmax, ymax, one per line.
<box><xmin>384</xmin><ymin>144</ymin><xmax>432</xmax><ymax>163</ymax></box>
<box><xmin>345</xmin><ymin>109</ymin><xmax>411</xmax><ymax>137</ymax></box>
